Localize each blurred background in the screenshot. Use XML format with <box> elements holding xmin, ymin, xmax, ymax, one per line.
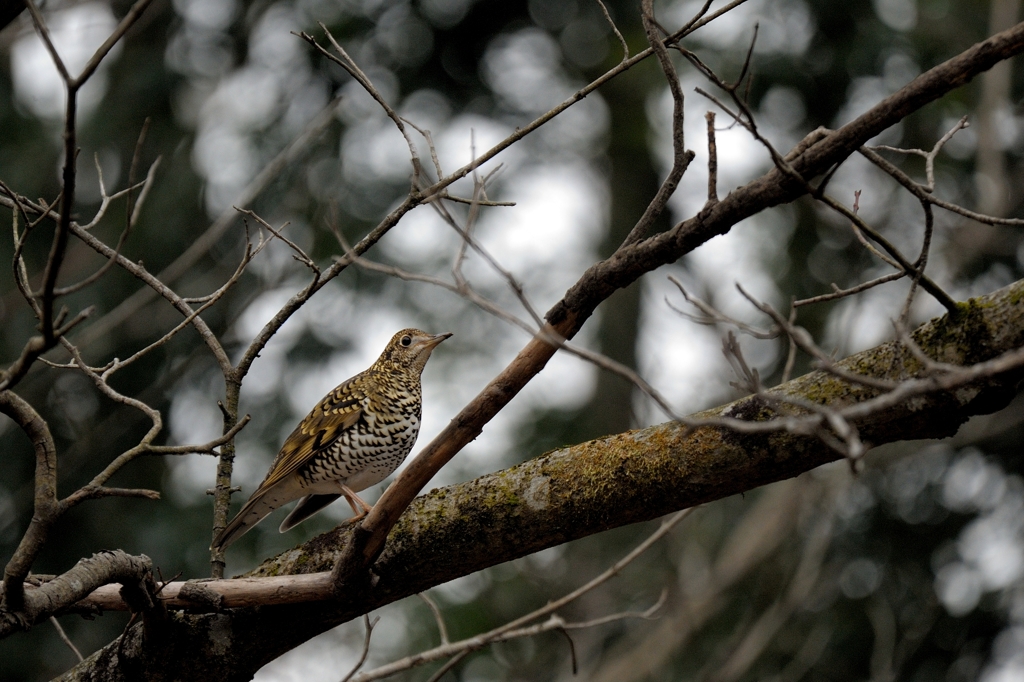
<box><xmin>2</xmin><ymin>0</ymin><xmax>1024</xmax><ymax>679</ymax></box>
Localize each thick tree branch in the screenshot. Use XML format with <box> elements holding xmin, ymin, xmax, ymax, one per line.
<box><xmin>1</xmin><ymin>551</ymin><xmax>154</xmax><ymax>638</ymax></box>
<box><xmin>343</xmin><ymin>19</ymin><xmax>1024</xmax><ymax>579</ymax></box>
<box><xmin>0</xmin><ymin>391</ymin><xmax>59</xmax><ymax>615</ymax></box>
<box><xmin>57</xmin><ymin>278</ymin><xmax>1024</xmax><ymax>680</ymax></box>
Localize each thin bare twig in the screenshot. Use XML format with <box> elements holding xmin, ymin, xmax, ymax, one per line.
<box><xmin>793</xmin><ymin>272</ymin><xmax>905</xmax><ymax>307</ymax></box>
<box><xmin>22</xmin><ymin>1</ymin><xmax>70</xmax><ymax>82</ymax></box>
<box><xmin>302</xmin><ymin>25</ymin><xmax>421</xmax><ymax>180</ymax></box>
<box><xmin>847</xmin><ymin>198</ymin><xmax>902</xmax><ymax>269</ymax></box>
<box><xmin>624</xmin><ymin>0</ymin><xmax>695</xmax><ymax>246</ymax></box>
<box><xmin>236</xmin><ymin>209</ymin><xmax>318</xmax><ymax>273</ymax></box>
<box><xmin>73</xmin><ymin>0</ymin><xmax>156</xmax><ymax>88</ymax></box>
<box><xmin>690</xmin><ymin>69</ymin><xmax>960</xmax><ymax>314</ymax></box>
<box><xmin>401</xmin><ymin>117</ymin><xmax>444</xmax><ymax>181</ymax></box>
<box><xmin>95</xmin><ymin>238</ymin><xmax>264</xmax><ymax>378</ymax></box>
<box><xmin>63</xmin><ymin>486</ymin><xmax>161</xmax><ymax>503</ymax></box>
<box><xmin>706</xmin><ymin>111</ymin><xmax>719</xmax><ymax>203</ymax></box>
<box><xmin>781</xmin><ymin>302</ymin><xmax>798</xmax><ymax>383</ymax></box>
<box><xmin>860</xmin><ymin>124</ymin><xmax>1024</xmax><ymax>228</ymax></box>
<box><xmin>0</xmin><ymin>182</ymin><xmax>233</xmax><ymax>373</ymax></box>
<box><xmin>735</xmin><ymin>284</ymin><xmax>896</xmax><ymax>392</ymax></box>
<box><xmin>340</xmin><ymin>615</ymin><xmax>378</xmax><ymax>682</ymax></box>
<box><xmin>65</xmin><ymin>215</ymin><xmax>233</xmax><ymax>371</ymax></box>
<box><xmin>424</xmin><ymin>650</ymin><xmax>469</xmax><ymax>682</ymax></box>
<box><xmin>667</xmin><ymin>277</ymin><xmax>778</xmax><ymax>339</ymax></box>
<box><xmin>723</xmin><ymin>330</ymin><xmax>761</xmax><ymax>393</ymax></box>
<box><xmin>818</xmin><ymin>191</ymin><xmax>957</xmax><ymax>312</ymax></box>
<box><xmin>67</xmin><ymin>93</ymin><xmax>344</xmax><ymax>350</ymax></box>
<box><xmin>50</xmin><ymin>616</ymin><xmax>84</xmax><ymax>662</ymax></box>
<box><xmin>144</xmin><ymin>416</ymin><xmax>252</xmax><ymax>456</ymax></box>
<box><xmin>418</xmin><ymin>592</ymin><xmax>450</xmax><ymax>646</ymax></box>
<box><xmin>595</xmin><ymin>0</ymin><xmax>629</xmax><ymax>61</ymax></box>
<box><xmin>126</xmin><ymin>118</ymin><xmax>151</xmax><ymax>229</ymax></box>
<box><xmin>671</xmin><ymin>0</ymin><xmax>754</xmax><ymax>42</ymax></box>
<box><xmin>898</xmin><ymin>200</ymin><xmax>934</xmax><ymax>324</ymax></box>
<box><xmin>869</xmin><ymin>115</ymin><xmax>969</xmax><ymax>192</ymax></box>
<box><xmin>24</xmin><ymin>0</ymin><xmax>153</xmax><ymax>342</ymax></box>
<box><xmin>559</xmin><ymin>627</ymin><xmax>578</xmax><ymax>675</ymax></box>
<box><xmin>53</xmin><ymin>158</ymin><xmax>161</xmax><ymax>297</ymax></box>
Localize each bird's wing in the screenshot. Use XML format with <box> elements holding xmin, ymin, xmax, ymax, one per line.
<box><xmin>253</xmin><ymin>375</ymin><xmax>367</xmax><ymax>492</ymax></box>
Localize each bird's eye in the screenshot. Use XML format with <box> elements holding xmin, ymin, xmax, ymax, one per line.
<box><xmin>401</xmin><ymin>335</ymin><xmax>412</xmax><ymax>347</ymax></box>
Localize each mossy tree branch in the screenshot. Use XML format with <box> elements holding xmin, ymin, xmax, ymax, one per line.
<box><xmin>345</xmin><ymin>19</ymin><xmax>1024</xmax><ymax>573</ymax></box>
<box><xmin>58</xmin><ymin>278</ymin><xmax>1024</xmax><ymax>681</ymax></box>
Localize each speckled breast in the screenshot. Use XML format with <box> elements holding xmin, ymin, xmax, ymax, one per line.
<box><xmin>299</xmin><ymin>382</ymin><xmax>423</xmax><ymax>491</ymax></box>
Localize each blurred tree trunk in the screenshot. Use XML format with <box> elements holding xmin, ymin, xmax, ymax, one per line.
<box><xmin>581</xmin><ymin>23</ymin><xmax>671</xmax><ymax>439</ymax></box>
<box><xmin>976</xmin><ymin>0</ymin><xmax>1020</xmax><ymax>217</ymax></box>
<box><xmin>953</xmin><ymin>0</ymin><xmax>1021</xmax><ymax>266</ymax></box>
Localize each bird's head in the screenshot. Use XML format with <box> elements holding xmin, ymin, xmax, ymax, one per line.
<box><xmin>376</xmin><ymin>328</ymin><xmax>452</xmax><ymax>375</ymax></box>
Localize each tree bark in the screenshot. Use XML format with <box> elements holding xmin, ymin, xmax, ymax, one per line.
<box><xmin>56</xmin><ymin>277</ymin><xmax>1024</xmax><ymax>681</ymax></box>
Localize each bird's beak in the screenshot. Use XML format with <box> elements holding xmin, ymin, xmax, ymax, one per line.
<box><xmin>411</xmin><ymin>331</ymin><xmax>452</xmax><ymax>354</ymax></box>
<box><xmin>410</xmin><ymin>332</ymin><xmax>451</xmax><ymax>369</ymax></box>
<box><xmin>425</xmin><ymin>332</ymin><xmax>453</xmax><ymax>349</ymax></box>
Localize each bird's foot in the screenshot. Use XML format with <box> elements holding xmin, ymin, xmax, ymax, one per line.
<box><xmin>341</xmin><ymin>486</ymin><xmax>373</xmax><ymax>518</ymax></box>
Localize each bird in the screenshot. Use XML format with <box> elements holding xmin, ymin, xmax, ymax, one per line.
<box><xmin>212</xmin><ymin>328</ymin><xmax>452</xmax><ymax>551</ymax></box>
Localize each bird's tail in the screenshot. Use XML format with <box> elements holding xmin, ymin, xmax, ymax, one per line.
<box><xmin>279</xmin><ymin>493</ymin><xmax>341</xmax><ymax>533</ymax></box>
<box><xmin>212</xmin><ymin>490</ymin><xmax>280</xmax><ymax>550</ymax></box>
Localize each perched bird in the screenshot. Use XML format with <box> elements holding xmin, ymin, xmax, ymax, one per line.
<box><xmin>212</xmin><ymin>328</ymin><xmax>451</xmax><ymax>551</ymax></box>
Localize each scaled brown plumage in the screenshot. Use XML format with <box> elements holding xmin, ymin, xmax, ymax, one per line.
<box><xmin>212</xmin><ymin>328</ymin><xmax>451</xmax><ymax>551</ymax></box>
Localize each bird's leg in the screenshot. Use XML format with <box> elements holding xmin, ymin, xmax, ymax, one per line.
<box><xmin>340</xmin><ymin>485</ymin><xmax>373</xmax><ymax>520</ymax></box>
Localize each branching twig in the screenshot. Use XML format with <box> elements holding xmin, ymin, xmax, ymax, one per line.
<box><xmin>348</xmin><ymin>510</ymin><xmax>692</xmax><ymax>682</ymax></box>
<box><xmin>24</xmin><ymin>0</ymin><xmax>154</xmax><ymax>344</ymax></box>
<box><xmin>301</xmin><ymin>25</ymin><xmax>422</xmax><ymax>181</ymax></box>
<box><xmin>236</xmin><ymin>209</ymin><xmax>319</xmax><ymax>273</ymax></box>
<box><xmin>865</xmin><ymin>147</ymin><xmax>1024</xmax><ymax>225</ymax></box>
<box><xmin>686</xmin><ymin>49</ymin><xmax>961</xmax><ymax>315</ymax></box>
<box><xmin>340</xmin><ymin>615</ymin><xmax>378</xmax><ymax>682</ymax></box>
<box><xmin>64</xmin><ymin>93</ymin><xmax>344</xmax><ymax>350</ymax></box>
<box><xmin>793</xmin><ymin>272</ymin><xmax>905</xmax><ymax>307</ymax></box>
<box><xmin>869</xmin><ymin>115</ymin><xmax>969</xmax><ymax>192</ymax></box>
<box><xmin>53</xmin><ymin>158</ymin><xmax>161</xmax><ymax>297</ymax></box>
<box><xmin>781</xmin><ymin>303</ymin><xmax>798</xmax><ymax>383</ymax></box>
<box><xmin>624</xmin><ymin>0</ymin><xmax>695</xmax><ymax>247</ymax></box>
<box><xmin>424</xmin><ymin>651</ymin><xmax>469</xmax><ymax>682</ymax></box>
<box><xmin>666</xmin><ymin>277</ymin><xmax>778</xmax><ymax>339</ymax></box>
<box><xmin>735</xmin><ymin>284</ymin><xmax>896</xmax><ymax>392</ymax></box>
